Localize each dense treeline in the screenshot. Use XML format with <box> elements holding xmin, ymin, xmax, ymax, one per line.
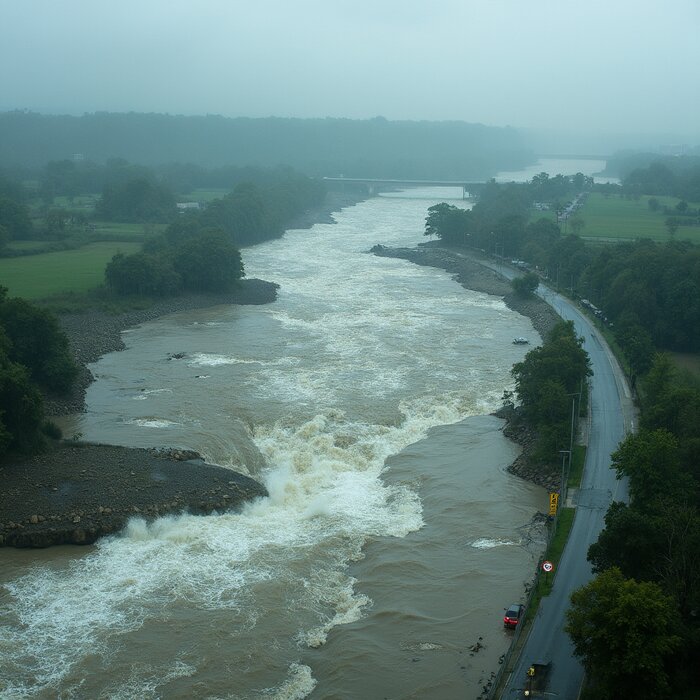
<box><xmin>566</xmin><ymin>355</ymin><xmax>700</xmax><ymax>698</ymax></box>
<box><xmin>604</xmin><ymin>151</ymin><xmax>700</xmax><ymax>180</ymax></box>
<box><xmin>424</xmin><ymin>172</ymin><xmax>591</xmax><ymax>254</ymax></box>
<box><xmin>509</xmin><ymin>320</ymin><xmax>591</xmax><ymax>465</ymax></box>
<box><xmin>0</xmin><ymin>161</ymin><xmax>326</xmax><ymax>264</ymax></box>
<box><xmin>580</xmin><ymin>240</ymin><xmax>700</xmax><ymax>352</ymax></box>
<box><xmin>104</xmin><ymin>170</ymin><xmax>324</xmax><ymax>296</ymax></box>
<box><xmin>0</xmin><ymin>111</ymin><xmax>533</xmax><ymax>179</ymax></box>
<box><xmin>106</xmin><ymin>226</ymin><xmax>243</xmax><ymax>296</ymax></box>
<box><xmin>0</xmin><ymin>287</ymin><xmax>76</xmax><ymax>458</ymax></box>
<box><xmin>624</xmin><ymin>161</ymin><xmax>700</xmax><ymax>203</ymax></box>
<box><xmin>96</xmin><ymin>176</ymin><xmax>176</xmax><ymax>223</ymax></box>
<box><xmin>425</xmin><ymin>176</ymin><xmax>700</xmax><ymax>354</ymax></box>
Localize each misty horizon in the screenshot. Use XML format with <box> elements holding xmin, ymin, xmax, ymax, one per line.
<box><xmin>2</xmin><ymin>0</ymin><xmax>699</xmax><ymax>153</ymax></box>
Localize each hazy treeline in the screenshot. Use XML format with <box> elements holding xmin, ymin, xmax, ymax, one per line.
<box><xmin>0</xmin><ymin>161</ymin><xmax>325</xmax><ymax>251</ymax></box>
<box><xmin>0</xmin><ymin>111</ymin><xmax>533</xmax><ymax>179</ymax></box>
<box><xmin>605</xmin><ymin>153</ymin><xmax>700</xmax><ymax>202</ymax></box>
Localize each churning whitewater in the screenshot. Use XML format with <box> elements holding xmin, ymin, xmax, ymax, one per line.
<box><xmin>0</xmin><ymin>188</ymin><xmax>545</xmax><ymax>699</ymax></box>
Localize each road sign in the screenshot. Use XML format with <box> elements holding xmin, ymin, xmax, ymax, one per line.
<box><xmin>548</xmin><ymin>492</ymin><xmax>559</xmax><ymax>516</ymax></box>
<box><xmin>542</xmin><ymin>560</ymin><xmax>554</xmax><ymax>573</ymax></box>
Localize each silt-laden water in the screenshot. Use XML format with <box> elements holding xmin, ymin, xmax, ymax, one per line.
<box><xmin>1</xmin><ymin>188</ymin><xmax>547</xmax><ymax>699</ymax></box>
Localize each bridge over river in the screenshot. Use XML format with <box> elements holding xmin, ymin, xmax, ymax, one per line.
<box><xmin>322</xmin><ymin>176</ymin><xmax>488</xmax><ymax>198</ymax></box>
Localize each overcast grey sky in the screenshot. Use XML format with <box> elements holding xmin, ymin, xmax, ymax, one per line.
<box><xmin>1</xmin><ymin>0</ymin><xmax>699</xmax><ymax>140</ymax></box>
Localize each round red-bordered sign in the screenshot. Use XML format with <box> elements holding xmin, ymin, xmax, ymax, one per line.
<box><xmin>542</xmin><ymin>560</ymin><xmax>554</xmax><ymax>573</ymax></box>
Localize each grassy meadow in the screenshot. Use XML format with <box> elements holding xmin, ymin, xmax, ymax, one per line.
<box><xmin>0</xmin><ymin>241</ymin><xmax>142</xmax><ymax>299</ymax></box>
<box><xmin>529</xmin><ymin>193</ymin><xmax>700</xmax><ymax>244</ymax></box>
<box><xmin>569</xmin><ymin>193</ymin><xmax>700</xmax><ymax>243</ymax></box>
<box><xmin>186</xmin><ymin>188</ymin><xmax>229</xmax><ymax>202</ymax></box>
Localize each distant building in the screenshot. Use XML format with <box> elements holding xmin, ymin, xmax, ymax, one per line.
<box><xmin>176</xmin><ymin>202</ymin><xmax>201</xmax><ymax>211</ymax></box>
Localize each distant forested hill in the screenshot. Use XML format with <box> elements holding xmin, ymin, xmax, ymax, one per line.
<box><xmin>0</xmin><ymin>111</ymin><xmax>533</xmax><ymax>179</ymax></box>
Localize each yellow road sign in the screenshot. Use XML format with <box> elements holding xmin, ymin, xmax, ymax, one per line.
<box><xmin>548</xmin><ymin>492</ymin><xmax>559</xmax><ymax>516</ymax></box>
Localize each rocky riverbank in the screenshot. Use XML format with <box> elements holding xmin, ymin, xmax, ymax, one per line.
<box><xmin>47</xmin><ymin>278</ymin><xmax>280</xmax><ymax>416</ymax></box>
<box><xmin>0</xmin><ymin>443</ymin><xmax>268</xmax><ymax>547</ymax></box>
<box><xmin>44</xmin><ymin>190</ymin><xmax>368</xmax><ymax>417</ymax></box>
<box><xmin>370</xmin><ymin>243</ymin><xmax>562</xmax><ymax>490</ymax></box>
<box><xmin>1</xmin><ymin>189</ymin><xmax>365</xmax><ymax>548</ymax></box>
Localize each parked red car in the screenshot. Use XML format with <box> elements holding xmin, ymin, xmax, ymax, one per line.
<box><xmin>503</xmin><ymin>604</ymin><xmax>525</xmax><ymax>629</ymax></box>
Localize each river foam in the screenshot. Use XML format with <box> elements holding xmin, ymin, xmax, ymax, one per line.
<box><xmin>1</xmin><ymin>188</ymin><xmax>542</xmax><ymax>698</ymax></box>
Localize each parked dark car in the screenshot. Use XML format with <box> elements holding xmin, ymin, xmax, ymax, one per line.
<box><xmin>503</xmin><ymin>603</ymin><xmax>525</xmax><ymax>629</ymax></box>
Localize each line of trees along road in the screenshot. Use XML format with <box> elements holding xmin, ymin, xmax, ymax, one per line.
<box><xmin>425</xmin><ymin>174</ymin><xmax>700</xmax><ymax>355</ymax></box>
<box><xmin>426</xmin><ymin>170</ymin><xmax>700</xmax><ymax>697</ymax></box>
<box><xmin>509</xmin><ymin>319</ymin><xmax>591</xmax><ymax>466</ymax></box>
<box><xmin>566</xmin><ymin>352</ymin><xmax>700</xmax><ymax>699</ymax></box>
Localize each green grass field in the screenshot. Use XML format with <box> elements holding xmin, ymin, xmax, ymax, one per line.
<box><xmin>185</xmin><ymin>188</ymin><xmax>229</xmax><ymax>203</ymax></box>
<box><xmin>0</xmin><ymin>241</ymin><xmax>142</xmax><ymax>299</ymax></box>
<box><xmin>669</xmin><ymin>352</ymin><xmax>700</xmax><ymax>379</ymax></box>
<box><xmin>90</xmin><ymin>221</ymin><xmax>166</xmax><ymax>238</ymax></box>
<box><xmin>573</xmin><ymin>193</ymin><xmax>700</xmax><ymax>243</ymax></box>
<box><xmin>5</xmin><ymin>240</ymin><xmax>47</xmax><ymax>251</ymax></box>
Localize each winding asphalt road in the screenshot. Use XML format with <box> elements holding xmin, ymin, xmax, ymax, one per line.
<box><xmin>482</xmin><ymin>260</ymin><xmax>635</xmax><ymax>698</ymax></box>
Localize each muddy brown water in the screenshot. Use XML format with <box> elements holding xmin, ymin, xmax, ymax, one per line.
<box><xmin>1</xmin><ymin>188</ymin><xmax>548</xmax><ymax>699</ymax></box>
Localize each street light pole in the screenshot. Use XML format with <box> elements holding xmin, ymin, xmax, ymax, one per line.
<box><xmin>566</xmin><ymin>392</ymin><xmax>580</xmax><ymax>476</ymax></box>
<box><xmin>559</xmin><ymin>449</ymin><xmax>571</xmax><ymax>504</ymax></box>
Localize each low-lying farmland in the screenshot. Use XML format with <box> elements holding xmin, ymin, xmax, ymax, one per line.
<box><xmin>575</xmin><ymin>193</ymin><xmax>700</xmax><ymax>243</ymax></box>
<box><xmin>0</xmin><ymin>241</ymin><xmax>141</xmax><ymax>299</ymax></box>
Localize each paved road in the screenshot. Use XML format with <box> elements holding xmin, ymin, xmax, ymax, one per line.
<box><xmin>481</xmin><ymin>261</ymin><xmax>634</xmax><ymax>698</ymax></box>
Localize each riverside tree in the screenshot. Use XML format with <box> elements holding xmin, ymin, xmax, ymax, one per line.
<box><xmin>510</xmin><ymin>320</ymin><xmax>590</xmax><ymax>462</ymax></box>
<box><xmin>511</xmin><ymin>272</ymin><xmax>539</xmax><ymax>297</ymax></box>
<box><xmin>0</xmin><ymin>288</ymin><xmax>77</xmax><ymax>393</ymax></box>
<box><xmin>0</xmin><ymin>288</ymin><xmax>77</xmax><ymax>457</ymax></box>
<box><xmin>566</xmin><ymin>567</ymin><xmax>681</xmax><ymax>700</ymax></box>
<box><xmin>424</xmin><ymin>203</ymin><xmax>470</xmax><ymax>244</ymax></box>
<box><xmin>173</xmin><ymin>229</ymin><xmax>244</xmax><ymax>292</ymax></box>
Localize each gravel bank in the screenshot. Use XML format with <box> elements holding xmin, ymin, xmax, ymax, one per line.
<box><xmin>47</xmin><ymin>190</ymin><xmax>367</xmax><ymax>417</ymax></box>
<box><xmin>47</xmin><ymin>278</ymin><xmax>280</xmax><ymax>416</ymax></box>
<box><xmin>0</xmin><ymin>443</ymin><xmax>267</xmax><ymax>547</ymax></box>
<box><xmin>2</xmin><ymin>190</ymin><xmax>365</xmax><ymax>548</ymax></box>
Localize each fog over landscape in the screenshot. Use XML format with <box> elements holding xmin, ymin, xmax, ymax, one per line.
<box><xmin>2</xmin><ymin>0</ymin><xmax>699</xmax><ymax>150</ymax></box>
<box><xmin>2</xmin><ymin>2</ymin><xmax>700</xmax><ymax>700</ymax></box>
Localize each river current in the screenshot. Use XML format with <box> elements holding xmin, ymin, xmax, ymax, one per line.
<box><xmin>1</xmin><ymin>172</ymin><xmax>604</xmax><ymax>698</ymax></box>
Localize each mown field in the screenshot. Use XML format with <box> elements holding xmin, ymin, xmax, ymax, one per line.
<box><xmin>573</xmin><ymin>193</ymin><xmax>700</xmax><ymax>243</ymax></box>
<box><xmin>186</xmin><ymin>188</ymin><xmax>229</xmax><ymax>202</ymax></box>
<box><xmin>528</xmin><ymin>193</ymin><xmax>700</xmax><ymax>244</ymax></box>
<box><xmin>0</xmin><ymin>241</ymin><xmax>142</xmax><ymax>299</ymax></box>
